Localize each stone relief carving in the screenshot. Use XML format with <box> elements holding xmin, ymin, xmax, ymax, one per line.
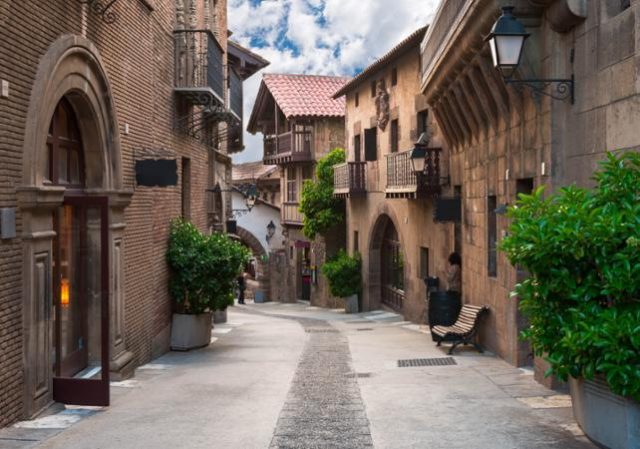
<box><xmin>375</xmin><ymin>80</ymin><xmax>390</xmax><ymax>131</ymax></box>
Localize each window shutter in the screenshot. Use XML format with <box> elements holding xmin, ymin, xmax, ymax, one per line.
<box><xmin>364</xmin><ymin>128</ymin><xmax>377</xmax><ymax>161</ymax></box>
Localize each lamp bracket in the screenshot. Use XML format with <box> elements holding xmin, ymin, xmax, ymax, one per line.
<box><xmin>505</xmin><ymin>75</ymin><xmax>574</xmax><ymax>104</ymax></box>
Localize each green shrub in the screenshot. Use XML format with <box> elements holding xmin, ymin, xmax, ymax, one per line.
<box><xmin>300</xmin><ymin>148</ymin><xmax>346</xmax><ymax>239</ymax></box>
<box><xmin>167</xmin><ymin>219</ymin><xmax>251</xmax><ymax>314</ymax></box>
<box><xmin>322</xmin><ymin>250</ymin><xmax>362</xmax><ymax>298</ymax></box>
<box><xmin>499</xmin><ymin>152</ymin><xmax>640</xmax><ymax>399</ymax></box>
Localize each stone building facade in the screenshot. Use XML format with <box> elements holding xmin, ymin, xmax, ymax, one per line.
<box><xmin>332</xmin><ymin>27</ymin><xmax>455</xmax><ymax>323</ymax></box>
<box><xmin>0</xmin><ymin>0</ymin><xmax>264</xmax><ymax>427</ymax></box>
<box><xmin>247</xmin><ymin>74</ymin><xmax>347</xmax><ymax>305</ymax></box>
<box><xmin>418</xmin><ymin>0</ymin><xmax>640</xmax><ymax>383</ymax></box>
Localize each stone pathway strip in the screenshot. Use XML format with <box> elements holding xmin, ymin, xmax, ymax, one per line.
<box><xmin>270</xmin><ymin>319</ymin><xmax>374</xmax><ymax>449</ymax></box>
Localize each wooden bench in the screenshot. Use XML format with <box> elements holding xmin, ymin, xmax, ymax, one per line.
<box><xmin>431</xmin><ymin>304</ymin><xmax>489</xmax><ymax>355</ymax></box>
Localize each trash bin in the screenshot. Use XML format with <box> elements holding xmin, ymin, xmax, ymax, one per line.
<box><xmin>427</xmin><ymin>291</ymin><xmax>461</xmax><ymax>340</ymax></box>
<box><xmin>254</xmin><ymin>290</ymin><xmax>265</xmax><ymax>303</ymax></box>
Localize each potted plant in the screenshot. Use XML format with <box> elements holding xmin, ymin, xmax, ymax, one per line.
<box><xmin>167</xmin><ymin>220</ymin><xmax>249</xmax><ymax>349</ymax></box>
<box><xmin>322</xmin><ymin>250</ymin><xmax>362</xmax><ymax>313</ymax></box>
<box><xmin>500</xmin><ymin>152</ymin><xmax>640</xmax><ymax>449</ymax></box>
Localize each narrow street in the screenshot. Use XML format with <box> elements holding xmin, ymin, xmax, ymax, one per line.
<box><xmin>1</xmin><ymin>302</ymin><xmax>596</xmax><ymax>449</ymax></box>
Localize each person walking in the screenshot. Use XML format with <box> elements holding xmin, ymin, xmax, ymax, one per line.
<box><xmin>446</xmin><ymin>252</ymin><xmax>462</xmax><ymax>297</ymax></box>
<box><xmin>237</xmin><ymin>273</ymin><xmax>246</xmax><ymax>305</ymax></box>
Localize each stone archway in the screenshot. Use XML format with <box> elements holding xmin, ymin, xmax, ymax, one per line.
<box><xmin>236</xmin><ymin>226</ymin><xmax>270</xmax><ymax>301</ymax></box>
<box><xmin>366</xmin><ymin>207</ymin><xmax>407</xmax><ymax>313</ymax></box>
<box><xmin>17</xmin><ymin>35</ymin><xmax>132</xmax><ymax>417</ymax></box>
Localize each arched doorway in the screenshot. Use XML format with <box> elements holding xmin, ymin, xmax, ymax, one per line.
<box><xmin>368</xmin><ymin>213</ymin><xmax>405</xmax><ymax>313</ymax></box>
<box><xmin>49</xmin><ymin>98</ymin><xmax>111</xmax><ymax>405</ymax></box>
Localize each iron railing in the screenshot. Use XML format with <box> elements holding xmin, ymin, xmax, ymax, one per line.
<box><xmin>263</xmin><ymin>128</ymin><xmax>313</xmax><ymax>163</ymax></box>
<box><xmin>174</xmin><ymin>29</ymin><xmax>224</xmax><ymax>102</ymax></box>
<box><xmin>333</xmin><ymin>162</ymin><xmax>366</xmax><ymax>196</ymax></box>
<box><xmin>229</xmin><ymin>67</ymin><xmax>243</xmax><ymax>119</ymax></box>
<box><xmin>385</xmin><ymin>148</ymin><xmax>442</xmax><ymax>196</ymax></box>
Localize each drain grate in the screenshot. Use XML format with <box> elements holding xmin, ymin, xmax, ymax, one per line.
<box><xmin>305</xmin><ymin>328</ymin><xmax>339</xmax><ymax>333</ymax></box>
<box><xmin>356</xmin><ymin>328</ymin><xmax>373</xmax><ymax>331</ymax></box>
<box><xmin>346</xmin><ymin>320</ymin><xmax>372</xmax><ymax>324</ymax></box>
<box><xmin>397</xmin><ymin>357</ymin><xmax>457</xmax><ymax>368</ymax></box>
<box><xmin>345</xmin><ymin>372</ymin><xmax>373</xmax><ymax>378</ymax></box>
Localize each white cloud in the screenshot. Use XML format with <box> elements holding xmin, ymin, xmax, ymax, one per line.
<box><xmin>229</xmin><ymin>0</ymin><xmax>441</xmax><ymax>163</ymax></box>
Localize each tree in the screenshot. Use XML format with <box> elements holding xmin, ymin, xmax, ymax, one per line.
<box><xmin>299</xmin><ymin>148</ymin><xmax>346</xmax><ymax>239</ymax></box>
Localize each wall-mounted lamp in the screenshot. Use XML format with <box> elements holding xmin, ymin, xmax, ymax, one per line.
<box><xmin>486</xmin><ymin>6</ymin><xmax>574</xmax><ymax>103</ymax></box>
<box><xmin>409</xmin><ymin>132</ymin><xmax>431</xmax><ymax>174</ymax></box>
<box><xmin>266</xmin><ymin>220</ymin><xmax>276</xmax><ymax>242</ymax></box>
<box><xmin>495</xmin><ymin>203</ymin><xmax>509</xmax><ymax>215</ymax></box>
<box><xmin>60</xmin><ymin>278</ymin><xmax>70</xmax><ymax>307</ymax></box>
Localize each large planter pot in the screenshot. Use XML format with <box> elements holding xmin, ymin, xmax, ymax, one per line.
<box><xmin>170</xmin><ymin>312</ymin><xmax>212</xmax><ymax>351</ymax></box>
<box><xmin>570</xmin><ymin>377</ymin><xmax>640</xmax><ymax>449</ymax></box>
<box><xmin>345</xmin><ymin>294</ymin><xmax>359</xmax><ymax>314</ymax></box>
<box><xmin>213</xmin><ymin>309</ymin><xmax>227</xmax><ymax>324</ymax></box>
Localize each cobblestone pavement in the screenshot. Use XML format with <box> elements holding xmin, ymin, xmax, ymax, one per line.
<box><xmin>269</xmin><ymin>319</ymin><xmax>373</xmax><ymax>449</ymax></box>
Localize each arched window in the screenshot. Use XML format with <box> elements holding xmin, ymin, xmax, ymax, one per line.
<box><xmin>46</xmin><ymin>99</ymin><xmax>84</xmax><ymax>187</ymax></box>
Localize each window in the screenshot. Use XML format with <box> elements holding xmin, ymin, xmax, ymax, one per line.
<box><xmin>355</xmin><ymin>92</ymin><xmax>359</xmax><ymax>108</ymax></box>
<box><xmin>302</xmin><ymin>165</ymin><xmax>314</xmax><ymax>181</ymax></box>
<box><xmin>271</xmin><ymin>192</ymin><xmax>276</xmax><ymax>204</ymax></box>
<box><xmin>181</xmin><ymin>158</ymin><xmax>191</xmax><ymax>219</ymax></box>
<box><xmin>371</xmin><ymin>80</ymin><xmax>376</xmax><ymax>97</ymax></box>
<box><xmin>391</xmin><ymin>67</ymin><xmax>397</xmax><ymax>86</ymax></box>
<box><xmin>364</xmin><ymin>127</ymin><xmax>377</xmax><ymax>161</ymax></box>
<box><xmin>417</xmin><ymin>109</ymin><xmax>429</xmax><ymax>136</ymax></box>
<box><xmin>390</xmin><ymin>119</ymin><xmax>399</xmax><ymax>153</ymax></box>
<box><xmin>47</xmin><ymin>98</ymin><xmax>84</xmax><ymax>186</ymax></box>
<box><xmin>419</xmin><ymin>247</ymin><xmax>429</xmax><ymax>280</ymax></box>
<box><xmin>354</xmin><ymin>134</ymin><xmax>361</xmax><ymax>162</ymax></box>
<box><xmin>353</xmin><ymin>231</ymin><xmax>359</xmax><ymax>253</ymax></box>
<box><xmin>287</xmin><ymin>167</ymin><xmax>297</xmax><ymax>202</ymax></box>
<box><xmin>516</xmin><ymin>178</ymin><xmax>534</xmax><ymax>198</ymax></box>
<box><xmin>487</xmin><ymin>195</ymin><xmax>497</xmax><ymax>277</ymax></box>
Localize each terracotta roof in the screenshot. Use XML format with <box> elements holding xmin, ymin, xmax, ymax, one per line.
<box><xmin>333</xmin><ymin>26</ymin><xmax>428</xmax><ymax>98</ymax></box>
<box><xmin>232</xmin><ymin>161</ymin><xmax>278</xmax><ymax>182</ymax></box>
<box><xmin>262</xmin><ymin>74</ymin><xmax>350</xmax><ymax>118</ymax></box>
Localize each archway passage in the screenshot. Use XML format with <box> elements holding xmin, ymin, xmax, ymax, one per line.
<box><xmin>380</xmin><ymin>219</ymin><xmax>404</xmax><ymax>311</ymax></box>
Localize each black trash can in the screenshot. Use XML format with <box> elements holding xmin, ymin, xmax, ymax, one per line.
<box><xmin>427</xmin><ymin>291</ymin><xmax>461</xmax><ymax>340</ymax></box>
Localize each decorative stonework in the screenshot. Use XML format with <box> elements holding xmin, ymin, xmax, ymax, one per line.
<box><xmin>375</xmin><ymin>80</ymin><xmax>390</xmax><ymax>131</ymax></box>
<box><xmin>175</xmin><ymin>0</ymin><xmax>185</xmax><ymax>29</ymax></box>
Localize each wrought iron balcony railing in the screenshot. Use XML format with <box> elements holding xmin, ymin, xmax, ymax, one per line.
<box><xmin>333</xmin><ymin>162</ymin><xmax>366</xmax><ymax>198</ymax></box>
<box><xmin>229</xmin><ymin>67</ymin><xmax>243</xmax><ymax>120</ymax></box>
<box><xmin>174</xmin><ymin>29</ymin><xmax>224</xmax><ymax>107</ymax></box>
<box><xmin>263</xmin><ymin>128</ymin><xmax>313</xmax><ymax>165</ymax></box>
<box><xmin>385</xmin><ymin>148</ymin><xmax>443</xmax><ymax>198</ymax></box>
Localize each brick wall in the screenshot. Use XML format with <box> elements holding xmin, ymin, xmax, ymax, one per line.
<box><xmin>0</xmin><ymin>0</ymin><xmax>229</xmax><ymax>426</ymax></box>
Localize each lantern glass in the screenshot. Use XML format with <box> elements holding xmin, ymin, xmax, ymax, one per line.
<box><xmin>492</xmin><ymin>34</ymin><xmax>525</xmax><ymax>70</ymax></box>
<box><xmin>410</xmin><ymin>147</ymin><xmax>427</xmax><ymax>173</ymax></box>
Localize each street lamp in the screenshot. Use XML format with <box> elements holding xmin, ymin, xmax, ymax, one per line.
<box><xmin>410</xmin><ymin>132</ymin><xmax>430</xmax><ymax>174</ymax></box>
<box><xmin>485</xmin><ymin>6</ymin><xmax>574</xmax><ymax>103</ymax></box>
<box><xmin>485</xmin><ymin>6</ymin><xmax>529</xmax><ymax>79</ymax></box>
<box><xmin>266</xmin><ymin>220</ymin><xmax>276</xmax><ymax>242</ymax></box>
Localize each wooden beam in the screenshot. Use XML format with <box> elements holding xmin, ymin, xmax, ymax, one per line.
<box><xmin>437</xmin><ymin>98</ymin><xmax>464</xmax><ymax>148</ymax></box>
<box><xmin>476</xmin><ymin>55</ymin><xmax>511</xmax><ymax>123</ymax></box>
<box><xmin>443</xmin><ymin>93</ymin><xmax>472</xmax><ymax>144</ymax></box>
<box><xmin>451</xmin><ymin>81</ymin><xmax>482</xmax><ymax>140</ymax></box>
<box><xmin>466</xmin><ymin>66</ymin><xmax>499</xmax><ymax>129</ymax></box>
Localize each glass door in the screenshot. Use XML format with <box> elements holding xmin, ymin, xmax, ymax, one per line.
<box><xmin>52</xmin><ymin>196</ymin><xmax>110</xmax><ymax>406</ymax></box>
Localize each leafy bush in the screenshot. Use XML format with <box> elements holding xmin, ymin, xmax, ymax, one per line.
<box><xmin>500</xmin><ymin>152</ymin><xmax>640</xmax><ymax>399</ymax></box>
<box><xmin>167</xmin><ymin>219</ymin><xmax>251</xmax><ymax>314</ymax></box>
<box><xmin>322</xmin><ymin>250</ymin><xmax>362</xmax><ymax>298</ymax></box>
<box><xmin>300</xmin><ymin>148</ymin><xmax>346</xmax><ymax>239</ymax></box>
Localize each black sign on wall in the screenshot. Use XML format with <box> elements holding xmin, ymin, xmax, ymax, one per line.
<box><xmin>434</xmin><ymin>197</ymin><xmax>461</xmax><ymax>222</ymax></box>
<box><xmin>135</xmin><ymin>159</ymin><xmax>178</xmax><ymax>187</ymax></box>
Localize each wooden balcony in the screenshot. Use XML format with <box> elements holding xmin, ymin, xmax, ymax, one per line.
<box><xmin>263</xmin><ymin>129</ymin><xmax>313</xmax><ymax>165</ymax></box>
<box><xmin>282</xmin><ymin>202</ymin><xmax>304</xmax><ymax>226</ymax></box>
<box><xmin>333</xmin><ymin>162</ymin><xmax>366</xmax><ymax>198</ymax></box>
<box><xmin>385</xmin><ymin>148</ymin><xmax>443</xmax><ymax>199</ymax></box>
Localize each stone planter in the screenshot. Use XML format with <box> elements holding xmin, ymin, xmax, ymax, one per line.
<box><xmin>170</xmin><ymin>312</ymin><xmax>212</xmax><ymax>351</ymax></box>
<box><xmin>570</xmin><ymin>377</ymin><xmax>640</xmax><ymax>449</ymax></box>
<box><xmin>345</xmin><ymin>294</ymin><xmax>359</xmax><ymax>314</ymax></box>
<box><xmin>213</xmin><ymin>309</ymin><xmax>227</xmax><ymax>324</ymax></box>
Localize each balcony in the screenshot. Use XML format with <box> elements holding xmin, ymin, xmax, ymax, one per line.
<box><xmin>263</xmin><ymin>129</ymin><xmax>313</xmax><ymax>165</ymax></box>
<box><xmin>229</xmin><ymin>67</ymin><xmax>243</xmax><ymax>120</ymax></box>
<box><xmin>282</xmin><ymin>202</ymin><xmax>304</xmax><ymax>226</ymax></box>
<box><xmin>174</xmin><ymin>29</ymin><xmax>225</xmax><ymax>108</ymax></box>
<box><xmin>333</xmin><ymin>162</ymin><xmax>366</xmax><ymax>198</ymax></box>
<box><xmin>385</xmin><ymin>148</ymin><xmax>443</xmax><ymax>199</ymax></box>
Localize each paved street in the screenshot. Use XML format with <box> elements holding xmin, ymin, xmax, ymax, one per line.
<box><xmin>1</xmin><ymin>302</ymin><xmax>596</xmax><ymax>449</ymax></box>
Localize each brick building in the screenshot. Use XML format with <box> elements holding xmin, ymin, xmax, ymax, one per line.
<box><xmin>417</xmin><ymin>0</ymin><xmax>640</xmax><ymax>383</ymax></box>
<box><xmin>247</xmin><ymin>74</ymin><xmax>348</xmax><ymax>306</ymax></box>
<box><xmin>0</xmin><ymin>0</ymin><xmax>265</xmax><ymax>426</ymax></box>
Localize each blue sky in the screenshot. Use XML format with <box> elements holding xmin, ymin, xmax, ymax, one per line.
<box><xmin>229</xmin><ymin>0</ymin><xmax>441</xmax><ymax>163</ymax></box>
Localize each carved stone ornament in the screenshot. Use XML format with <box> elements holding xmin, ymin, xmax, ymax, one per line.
<box><xmin>375</xmin><ymin>80</ymin><xmax>390</xmax><ymax>131</ymax></box>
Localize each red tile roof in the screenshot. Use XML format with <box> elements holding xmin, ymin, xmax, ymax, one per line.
<box><xmin>262</xmin><ymin>74</ymin><xmax>350</xmax><ymax>118</ymax></box>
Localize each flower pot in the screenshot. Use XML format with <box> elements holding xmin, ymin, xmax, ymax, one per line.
<box><xmin>570</xmin><ymin>377</ymin><xmax>640</xmax><ymax>449</ymax></box>
<box><xmin>213</xmin><ymin>309</ymin><xmax>227</xmax><ymax>324</ymax></box>
<box><xmin>170</xmin><ymin>312</ymin><xmax>212</xmax><ymax>351</ymax></box>
<box><xmin>345</xmin><ymin>294</ymin><xmax>359</xmax><ymax>314</ymax></box>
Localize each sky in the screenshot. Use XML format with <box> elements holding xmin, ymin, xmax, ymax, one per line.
<box><xmin>229</xmin><ymin>0</ymin><xmax>441</xmax><ymax>163</ymax></box>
